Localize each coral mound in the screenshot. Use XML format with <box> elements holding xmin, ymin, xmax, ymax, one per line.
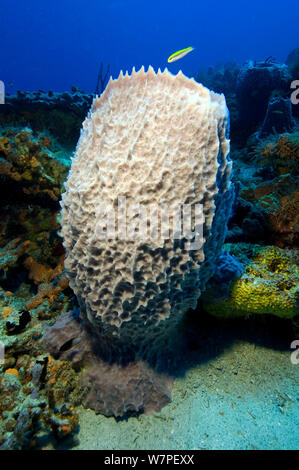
<box><xmin>60</xmin><ymin>66</ymin><xmax>234</xmax><ymax>361</ymax></box>
<box><xmin>202</xmin><ymin>244</ymin><xmax>299</xmax><ymax>319</ymax></box>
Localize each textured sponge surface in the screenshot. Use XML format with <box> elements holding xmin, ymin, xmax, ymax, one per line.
<box><xmin>60</xmin><ymin>66</ymin><xmax>233</xmax><ymax>358</ymax></box>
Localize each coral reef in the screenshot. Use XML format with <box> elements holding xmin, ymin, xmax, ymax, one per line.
<box><xmin>240</xmin><ymin>175</ymin><xmax>298</xmax><ymax>248</ymax></box>
<box><xmin>227</xmin><ymin>124</ymin><xmax>299</xmax><ymax>249</ymax></box>
<box><xmin>0</xmin><ymin>125</ymin><xmax>79</xmax><ymax>448</ymax></box>
<box><xmin>257</xmin><ymin>132</ymin><xmax>299</xmax><ymax>176</ymax></box>
<box><xmin>202</xmin><ymin>244</ymin><xmax>299</xmax><ymax>319</ymax></box>
<box><xmin>0</xmin><ymin>90</ymin><xmax>93</xmax><ymax>147</ymax></box>
<box><xmin>0</xmin><ymin>354</ymin><xmax>80</xmax><ymax>449</ymax></box>
<box><xmin>194</xmin><ymin>58</ymin><xmax>295</xmax><ymax>145</ymax></box>
<box><xmin>236</xmin><ymin>59</ymin><xmax>291</xmax><ymax>137</ymax></box>
<box><xmin>195</xmin><ymin>62</ymin><xmax>240</xmax><ymax>98</ymax></box>
<box><xmin>0</xmin><ymin>47</ymin><xmax>298</xmax><ymax>443</ymax></box>
<box><xmin>0</xmin><ymin>127</ymin><xmax>69</xmax><ymax>202</ymax></box>
<box><xmin>0</xmin><ymin>275</ymin><xmax>79</xmax><ymax>448</ymax></box>
<box><xmin>0</xmin><ymin>126</ymin><xmax>75</xmax><ymax>320</ymax></box>
<box><xmin>226</xmin><ymin>196</ymin><xmax>269</xmax><ymax>244</ymax></box>
<box><xmin>235</xmin><ymin>131</ymin><xmax>299</xmax><ymax>248</ymax></box>
<box><xmin>259</xmin><ymin>97</ymin><xmax>294</xmax><ymax>137</ymax></box>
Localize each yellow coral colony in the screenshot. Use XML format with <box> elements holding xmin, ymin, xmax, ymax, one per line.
<box><xmin>203</xmin><ymin>245</ymin><xmax>299</xmax><ymax>319</ymax></box>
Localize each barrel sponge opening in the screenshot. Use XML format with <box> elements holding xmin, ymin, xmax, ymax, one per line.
<box><xmin>60</xmin><ymin>66</ymin><xmax>234</xmax><ymax>360</ymax></box>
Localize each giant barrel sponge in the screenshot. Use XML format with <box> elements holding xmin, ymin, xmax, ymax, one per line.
<box><xmin>60</xmin><ymin>66</ymin><xmax>234</xmax><ymax>363</ymax></box>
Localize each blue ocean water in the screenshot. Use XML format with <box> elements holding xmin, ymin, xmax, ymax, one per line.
<box><xmin>1</xmin><ymin>0</ymin><xmax>298</xmax><ymax>93</ymax></box>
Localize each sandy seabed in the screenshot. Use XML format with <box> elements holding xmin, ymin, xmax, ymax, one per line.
<box><xmin>72</xmin><ymin>332</ymin><xmax>299</xmax><ymax>450</ymax></box>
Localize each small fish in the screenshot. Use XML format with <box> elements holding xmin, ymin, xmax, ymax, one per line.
<box><xmin>167</xmin><ymin>47</ymin><xmax>194</xmax><ymax>63</ymax></box>
<box><xmin>273</xmin><ymin>110</ymin><xmax>284</xmax><ymax>115</ymax></box>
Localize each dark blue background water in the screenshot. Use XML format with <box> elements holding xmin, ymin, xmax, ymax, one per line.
<box><xmin>2</xmin><ymin>0</ymin><xmax>298</xmax><ymax>93</ymax></box>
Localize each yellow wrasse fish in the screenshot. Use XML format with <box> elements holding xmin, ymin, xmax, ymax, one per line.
<box><xmin>167</xmin><ymin>46</ymin><xmax>194</xmax><ymax>63</ymax></box>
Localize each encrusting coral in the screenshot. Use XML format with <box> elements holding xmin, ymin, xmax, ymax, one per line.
<box><xmin>202</xmin><ymin>243</ymin><xmax>299</xmax><ymax>319</ymax></box>
<box><xmin>0</xmin><ymin>124</ymin><xmax>81</xmax><ymax>447</ymax></box>
<box><xmin>240</xmin><ymin>174</ymin><xmax>299</xmax><ymax>248</ymax></box>
<box><xmin>235</xmin><ymin>130</ymin><xmax>299</xmax><ymax>248</ymax></box>
<box><xmin>0</xmin><ymin>354</ymin><xmax>80</xmax><ymax>449</ymax></box>
<box><xmin>0</xmin><ymin>127</ymin><xmax>69</xmax><ymax>202</ymax></box>
<box><xmin>258</xmin><ymin>132</ymin><xmax>299</xmax><ymax>176</ymax></box>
